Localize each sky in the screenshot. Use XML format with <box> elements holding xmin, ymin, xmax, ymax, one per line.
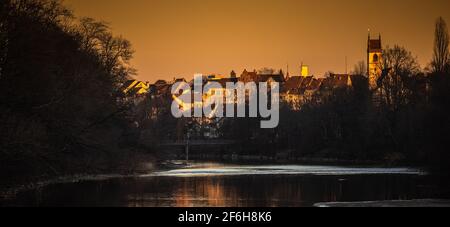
<box><xmin>65</xmin><ymin>0</ymin><xmax>450</xmax><ymax>82</ymax></box>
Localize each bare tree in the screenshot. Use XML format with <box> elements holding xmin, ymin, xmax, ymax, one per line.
<box><xmin>352</xmin><ymin>60</ymin><xmax>367</xmax><ymax>76</ymax></box>
<box><xmin>432</xmin><ymin>17</ymin><xmax>450</xmax><ymax>74</ymax></box>
<box><xmin>258</xmin><ymin>67</ymin><xmax>276</xmax><ymax>75</ymax></box>
<box><xmin>77</xmin><ymin>17</ymin><xmax>109</xmax><ymax>53</ymax></box>
<box><xmin>381</xmin><ymin>45</ymin><xmax>421</xmax><ymax>109</ymax></box>
<box><xmin>98</xmin><ymin>33</ymin><xmax>134</xmax><ymax>73</ymax></box>
<box><xmin>76</xmin><ymin>17</ymin><xmax>135</xmax><ymax>84</ymax></box>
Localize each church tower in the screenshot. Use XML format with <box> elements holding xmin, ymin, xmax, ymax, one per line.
<box><xmin>367</xmin><ymin>33</ymin><xmax>383</xmax><ymax>90</ymax></box>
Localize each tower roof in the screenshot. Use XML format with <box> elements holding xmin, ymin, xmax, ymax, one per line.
<box><xmin>369</xmin><ymin>40</ymin><xmax>382</xmax><ymax>50</ymax></box>
<box><xmin>368</xmin><ymin>34</ymin><xmax>382</xmax><ymax>52</ymax></box>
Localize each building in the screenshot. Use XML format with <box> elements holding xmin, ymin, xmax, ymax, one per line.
<box><xmin>239</xmin><ymin>69</ymin><xmax>285</xmax><ymax>84</ymax></box>
<box><xmin>328</xmin><ymin>73</ymin><xmax>353</xmax><ymax>88</ymax></box>
<box><xmin>239</xmin><ymin>69</ymin><xmax>259</xmax><ymax>83</ymax></box>
<box><xmin>282</xmin><ymin>76</ymin><xmax>307</xmax><ymax>109</ymax></box>
<box><xmin>206</xmin><ymin>74</ymin><xmax>225</xmax><ymax>81</ymax></box>
<box><xmin>368</xmin><ymin>33</ymin><xmax>383</xmax><ymax>90</ymax></box>
<box><xmin>301</xmin><ymin>64</ymin><xmax>309</xmax><ymax>77</ymax></box>
<box><xmin>230</xmin><ymin>70</ymin><xmax>237</xmax><ymax>78</ymax></box>
<box><xmin>122</xmin><ymin>80</ymin><xmax>150</xmax><ymax>96</ymax></box>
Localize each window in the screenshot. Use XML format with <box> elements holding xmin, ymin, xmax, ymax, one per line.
<box><xmin>373</xmin><ymin>54</ymin><xmax>379</xmax><ymax>63</ymax></box>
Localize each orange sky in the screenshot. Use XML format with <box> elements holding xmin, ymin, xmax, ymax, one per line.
<box><xmin>65</xmin><ymin>0</ymin><xmax>450</xmax><ymax>82</ymax></box>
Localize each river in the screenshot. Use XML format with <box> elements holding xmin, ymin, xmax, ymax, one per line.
<box><xmin>1</xmin><ymin>162</ymin><xmax>432</xmax><ymax>207</ymax></box>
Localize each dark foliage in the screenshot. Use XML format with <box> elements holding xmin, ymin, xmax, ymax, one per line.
<box><xmin>0</xmin><ymin>0</ymin><xmax>147</xmax><ymax>186</ymax></box>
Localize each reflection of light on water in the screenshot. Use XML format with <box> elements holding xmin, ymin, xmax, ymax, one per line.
<box><xmin>4</xmin><ymin>162</ymin><xmax>427</xmax><ymax>207</ymax></box>
<box><xmin>172</xmin><ymin>178</ymin><xmax>229</xmax><ymax>207</ymax></box>
<box><xmin>147</xmin><ymin>165</ymin><xmax>425</xmax><ymax>178</ymax></box>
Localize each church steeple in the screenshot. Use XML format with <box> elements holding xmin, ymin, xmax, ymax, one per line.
<box><xmin>367</xmin><ymin>31</ymin><xmax>383</xmax><ymax>89</ymax></box>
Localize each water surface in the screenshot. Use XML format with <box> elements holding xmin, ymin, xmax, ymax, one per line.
<box><xmin>1</xmin><ymin>162</ymin><xmax>431</xmax><ymax>207</ymax></box>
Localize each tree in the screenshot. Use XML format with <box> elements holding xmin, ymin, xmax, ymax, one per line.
<box><xmin>258</xmin><ymin>67</ymin><xmax>276</xmax><ymax>75</ymax></box>
<box><xmin>381</xmin><ymin>45</ymin><xmax>421</xmax><ymax>109</ymax></box>
<box><xmin>98</xmin><ymin>33</ymin><xmax>134</xmax><ymax>81</ymax></box>
<box><xmin>77</xmin><ymin>17</ymin><xmax>109</xmax><ymax>53</ymax></box>
<box><xmin>432</xmin><ymin>17</ymin><xmax>450</xmax><ymax>74</ymax></box>
<box><xmin>0</xmin><ymin>0</ymin><xmax>143</xmax><ymax>183</ymax></box>
<box><xmin>76</xmin><ymin>17</ymin><xmax>135</xmax><ymax>85</ymax></box>
<box><xmin>352</xmin><ymin>60</ymin><xmax>367</xmax><ymax>76</ymax></box>
<box><xmin>427</xmin><ymin>19</ymin><xmax>450</xmax><ymax>176</ymax></box>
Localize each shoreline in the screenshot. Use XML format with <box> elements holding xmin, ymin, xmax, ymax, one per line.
<box><xmin>0</xmin><ymin>149</ymin><xmax>157</xmax><ymax>201</ymax></box>
<box><xmin>314</xmin><ymin>199</ymin><xmax>450</xmax><ymax>207</ymax></box>
<box><xmin>0</xmin><ymin>174</ymin><xmax>130</xmax><ymax>201</ymax></box>
<box><xmin>167</xmin><ymin>154</ymin><xmax>420</xmax><ymax>167</ymax></box>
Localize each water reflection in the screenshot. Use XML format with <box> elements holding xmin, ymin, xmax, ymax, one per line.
<box><xmin>1</xmin><ymin>164</ymin><xmax>430</xmax><ymax>207</ymax></box>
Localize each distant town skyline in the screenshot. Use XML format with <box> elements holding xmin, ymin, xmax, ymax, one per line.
<box><xmin>65</xmin><ymin>0</ymin><xmax>450</xmax><ymax>82</ymax></box>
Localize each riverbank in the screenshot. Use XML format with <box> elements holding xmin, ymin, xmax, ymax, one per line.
<box><xmin>314</xmin><ymin>199</ymin><xmax>450</xmax><ymax>207</ymax></box>
<box><xmin>169</xmin><ymin>153</ymin><xmax>413</xmax><ymax>167</ymax></box>
<box><xmin>0</xmin><ymin>150</ymin><xmax>156</xmax><ymax>200</ymax></box>
<box><xmin>0</xmin><ymin>174</ymin><xmax>127</xmax><ymax>201</ymax></box>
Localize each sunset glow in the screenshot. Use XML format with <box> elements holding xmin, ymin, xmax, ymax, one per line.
<box><xmin>65</xmin><ymin>0</ymin><xmax>450</xmax><ymax>82</ymax></box>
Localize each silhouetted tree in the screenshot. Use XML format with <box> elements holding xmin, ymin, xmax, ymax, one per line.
<box><xmin>76</xmin><ymin>17</ymin><xmax>135</xmax><ymax>85</ymax></box>
<box><xmin>432</xmin><ymin>17</ymin><xmax>450</xmax><ymax>74</ymax></box>
<box><xmin>381</xmin><ymin>45</ymin><xmax>421</xmax><ymax>110</ymax></box>
<box><xmin>0</xmin><ymin>0</ymin><xmax>143</xmax><ymax>185</ymax></box>
<box><xmin>352</xmin><ymin>61</ymin><xmax>367</xmax><ymax>77</ymax></box>
<box><xmin>427</xmin><ymin>18</ymin><xmax>450</xmax><ymax>178</ymax></box>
